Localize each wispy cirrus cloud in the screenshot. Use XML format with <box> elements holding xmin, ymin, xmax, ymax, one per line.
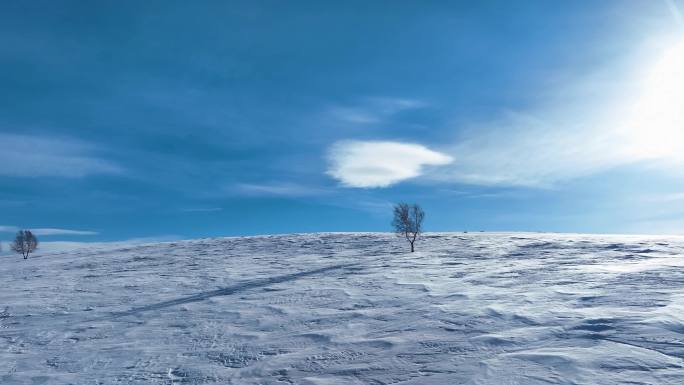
<box><xmin>0</xmin><ymin>134</ymin><xmax>121</xmax><ymax>178</ymax></box>
<box><xmin>234</xmin><ymin>182</ymin><xmax>328</xmax><ymax>197</ymax></box>
<box><xmin>0</xmin><ymin>226</ymin><xmax>98</xmax><ymax>236</ymax></box>
<box><xmin>639</xmin><ymin>191</ymin><xmax>684</xmax><ymax>203</ymax></box>
<box><xmin>665</xmin><ymin>0</ymin><xmax>684</xmax><ymax>30</ymax></box>
<box><xmin>437</xmin><ymin>112</ymin><xmax>626</xmax><ymax>187</ymax></box>
<box><xmin>327</xmin><ymin>97</ymin><xmax>425</xmax><ymax>125</ymax></box>
<box><xmin>326</xmin><ymin>140</ymin><xmax>453</xmax><ymax>188</ymax></box>
<box><xmin>181</xmin><ymin>207</ymin><xmax>224</xmax><ymax>212</ymax></box>
<box><xmin>14</xmin><ymin>235</ymin><xmax>184</xmax><ymax>254</ymax></box>
<box><xmin>31</xmin><ymin>228</ymin><xmax>98</xmax><ymax>236</ymax></box>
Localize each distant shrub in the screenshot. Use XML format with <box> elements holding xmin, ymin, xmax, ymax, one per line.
<box><xmin>11</xmin><ymin>230</ymin><xmax>39</xmax><ymax>259</ymax></box>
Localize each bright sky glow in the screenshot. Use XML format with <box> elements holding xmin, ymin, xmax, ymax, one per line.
<box><xmin>623</xmin><ymin>40</ymin><xmax>684</xmax><ymax>162</ymax></box>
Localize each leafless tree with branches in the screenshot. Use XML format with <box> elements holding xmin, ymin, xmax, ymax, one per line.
<box><xmin>11</xmin><ymin>230</ymin><xmax>39</xmax><ymax>259</ymax></box>
<box><xmin>392</xmin><ymin>203</ymin><xmax>424</xmax><ymax>252</ymax></box>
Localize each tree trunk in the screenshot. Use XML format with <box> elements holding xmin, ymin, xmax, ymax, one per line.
<box><xmin>410</xmin><ymin>241</ymin><xmax>414</xmax><ymax>252</ymax></box>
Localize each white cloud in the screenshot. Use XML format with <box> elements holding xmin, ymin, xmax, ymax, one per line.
<box><xmin>326</xmin><ymin>140</ymin><xmax>453</xmax><ymax>188</ymax></box>
<box><xmin>0</xmin><ymin>226</ymin><xmax>97</xmax><ymax>236</ymax></box>
<box><xmin>0</xmin><ymin>134</ymin><xmax>121</xmax><ymax>178</ymax></box>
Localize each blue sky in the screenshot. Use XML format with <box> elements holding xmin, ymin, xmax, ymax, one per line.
<box><xmin>2</xmin><ymin>0</ymin><xmax>684</xmax><ymax>244</ymax></box>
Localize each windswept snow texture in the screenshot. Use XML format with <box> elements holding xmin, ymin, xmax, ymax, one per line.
<box><xmin>2</xmin><ymin>233</ymin><xmax>684</xmax><ymax>384</ymax></box>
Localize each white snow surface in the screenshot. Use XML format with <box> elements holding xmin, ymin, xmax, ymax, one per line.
<box><xmin>2</xmin><ymin>232</ymin><xmax>684</xmax><ymax>384</ymax></box>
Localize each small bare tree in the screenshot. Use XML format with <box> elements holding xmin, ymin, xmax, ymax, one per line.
<box><xmin>11</xmin><ymin>230</ymin><xmax>39</xmax><ymax>259</ymax></box>
<box><xmin>392</xmin><ymin>203</ymin><xmax>424</xmax><ymax>252</ymax></box>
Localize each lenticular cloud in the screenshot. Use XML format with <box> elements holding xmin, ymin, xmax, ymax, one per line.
<box><xmin>326</xmin><ymin>140</ymin><xmax>453</xmax><ymax>188</ymax></box>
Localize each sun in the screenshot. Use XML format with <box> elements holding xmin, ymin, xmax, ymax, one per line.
<box><xmin>624</xmin><ymin>40</ymin><xmax>684</xmax><ymax>161</ymax></box>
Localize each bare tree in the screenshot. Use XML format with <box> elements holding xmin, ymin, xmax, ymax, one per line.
<box><xmin>11</xmin><ymin>230</ymin><xmax>39</xmax><ymax>259</ymax></box>
<box><xmin>392</xmin><ymin>203</ymin><xmax>424</xmax><ymax>252</ymax></box>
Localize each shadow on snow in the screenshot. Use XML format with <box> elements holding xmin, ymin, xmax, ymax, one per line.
<box><xmin>98</xmin><ymin>263</ymin><xmax>357</xmax><ymax>320</ymax></box>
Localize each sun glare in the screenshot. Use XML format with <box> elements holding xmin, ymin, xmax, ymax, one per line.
<box><xmin>625</xmin><ymin>40</ymin><xmax>684</xmax><ymax>161</ymax></box>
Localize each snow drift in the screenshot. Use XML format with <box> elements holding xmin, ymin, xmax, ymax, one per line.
<box><xmin>1</xmin><ymin>232</ymin><xmax>684</xmax><ymax>384</ymax></box>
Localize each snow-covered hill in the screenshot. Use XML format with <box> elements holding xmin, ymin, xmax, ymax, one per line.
<box><xmin>2</xmin><ymin>232</ymin><xmax>684</xmax><ymax>384</ymax></box>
